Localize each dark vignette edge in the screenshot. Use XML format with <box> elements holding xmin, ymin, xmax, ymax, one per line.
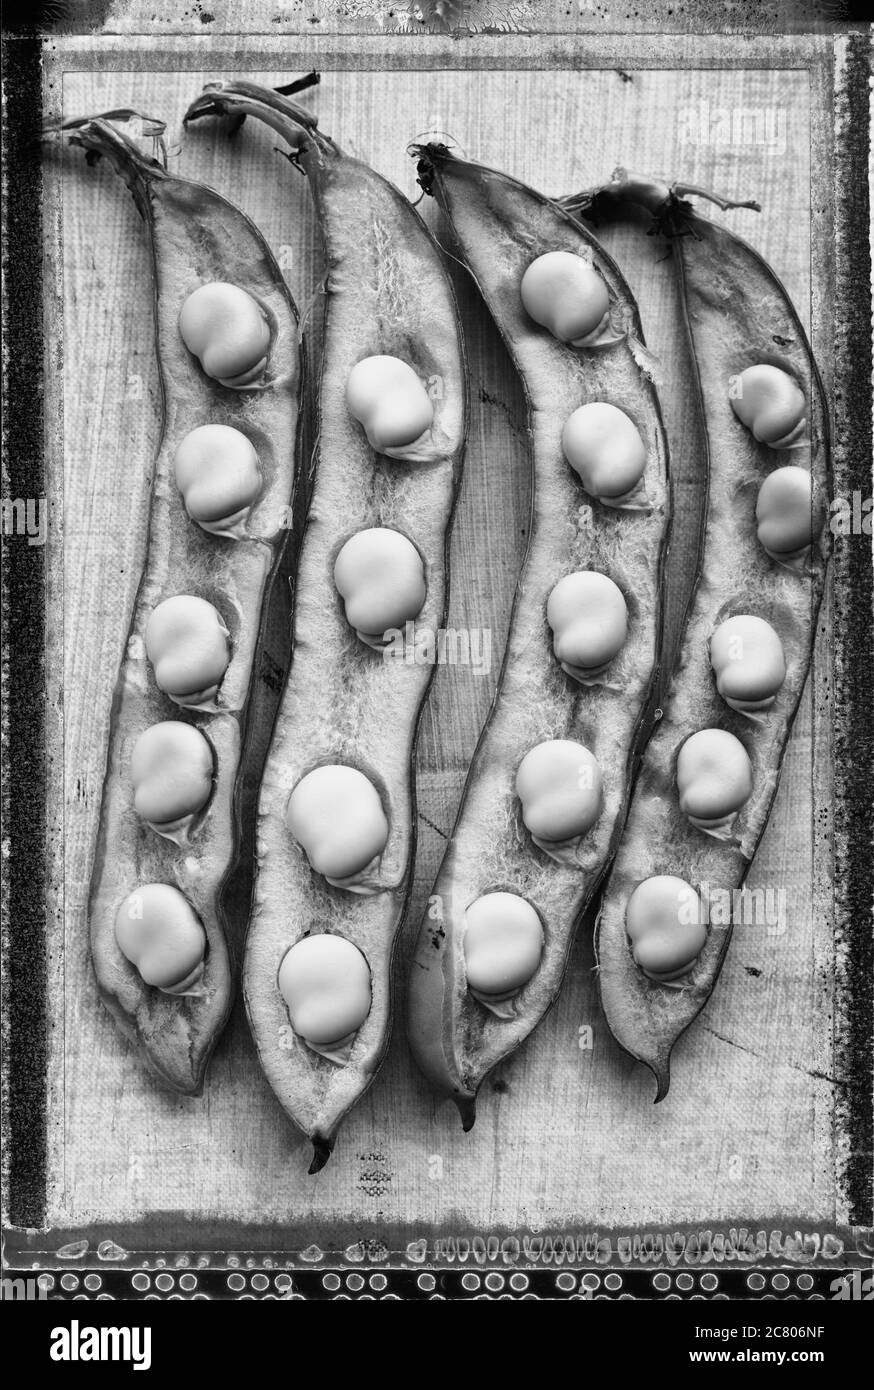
<box><xmin>832</xmin><ymin>31</ymin><xmax>873</xmax><ymax>1231</ymax></box>
<box><xmin>1</xmin><ymin>33</ymin><xmax>48</xmax><ymax>1229</ymax></box>
<box><xmin>0</xmin><ymin>28</ymin><xmax>870</xmax><ymax>1248</ymax></box>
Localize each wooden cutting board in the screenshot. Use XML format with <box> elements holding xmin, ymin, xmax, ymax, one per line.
<box><xmin>33</xmin><ymin>31</ymin><xmax>844</xmax><ymax>1262</ymax></box>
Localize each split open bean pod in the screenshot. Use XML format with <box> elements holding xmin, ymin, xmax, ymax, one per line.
<box><xmin>563</xmin><ymin>171</ymin><xmax>830</xmax><ymax>1098</ymax></box>
<box><xmin>405</xmin><ymin>146</ymin><xmax>671</xmax><ymax>1129</ymax></box>
<box><xmin>185</xmin><ymin>85</ymin><xmax>467</xmax><ymax>1168</ymax></box>
<box><xmin>53</xmin><ymin>116</ymin><xmax>304</xmax><ymax>1092</ymax></box>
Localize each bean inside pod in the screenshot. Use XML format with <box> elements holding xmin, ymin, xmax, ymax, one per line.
<box><xmin>184</xmin><ymin>83</ymin><xmax>468</xmax><ymax>1168</ymax></box>
<box><xmin>405</xmin><ymin>145</ymin><xmax>671</xmax><ymax>1129</ymax></box>
<box><xmin>55</xmin><ymin>114</ymin><xmax>304</xmax><ymax>1093</ymax></box>
<box><xmin>563</xmin><ymin>170</ymin><xmax>830</xmax><ymax>1098</ymax></box>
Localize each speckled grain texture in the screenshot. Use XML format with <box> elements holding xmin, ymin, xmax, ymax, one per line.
<box><xmin>12</xmin><ymin>1</ymin><xmax>871</xmax><ymax>39</ymax></box>
<box><xmin>831</xmin><ymin>33</ymin><xmax>873</xmax><ymax>1232</ymax></box>
<box><xmin>1</xmin><ymin>34</ymin><xmax>48</xmax><ymax>1230</ymax></box>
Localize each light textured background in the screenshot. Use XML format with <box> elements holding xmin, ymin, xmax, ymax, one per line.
<box><xmin>40</xmin><ymin>38</ymin><xmax>838</xmax><ymax>1253</ymax></box>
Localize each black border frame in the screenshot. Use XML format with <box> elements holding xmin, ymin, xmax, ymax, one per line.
<box><xmin>1</xmin><ymin>16</ymin><xmax>871</xmax><ymax>1287</ymax></box>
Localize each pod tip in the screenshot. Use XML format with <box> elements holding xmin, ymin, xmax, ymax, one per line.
<box><xmin>454</xmin><ymin>1094</ymin><xmax>477</xmax><ymax>1132</ymax></box>
<box><xmin>147</xmin><ymin>1043</ymin><xmax>204</xmax><ymax>1098</ymax></box>
<box><xmin>309</xmin><ymin>1135</ymin><xmax>335</xmax><ymax>1174</ymax></box>
<box><xmin>651</xmin><ymin>1062</ymin><xmax>671</xmax><ymax>1105</ymax></box>
<box><xmin>275</xmin><ymin>71</ymin><xmax>321</xmax><ymax>100</ymax></box>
